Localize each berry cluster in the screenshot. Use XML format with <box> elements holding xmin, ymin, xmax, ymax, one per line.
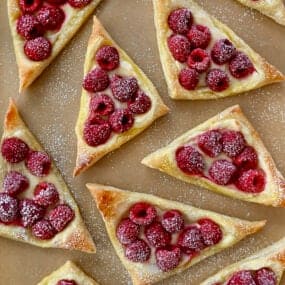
<box><xmin>57</xmin><ymin>279</ymin><xmax>77</xmax><ymax>285</ymax></box>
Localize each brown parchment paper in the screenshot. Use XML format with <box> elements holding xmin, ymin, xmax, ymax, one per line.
<box><xmin>0</xmin><ymin>0</ymin><xmax>285</xmax><ymax>284</ymax></box>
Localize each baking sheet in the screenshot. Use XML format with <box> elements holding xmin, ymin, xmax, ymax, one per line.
<box><xmin>0</xmin><ymin>0</ymin><xmax>285</xmax><ymax>284</ymax></box>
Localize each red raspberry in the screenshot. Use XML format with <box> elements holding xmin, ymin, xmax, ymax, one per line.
<box><xmin>145</xmin><ymin>222</ymin><xmax>171</xmax><ymax>248</ymax></box>
<box><xmin>110</xmin><ymin>75</ymin><xmax>139</xmax><ymax>102</ymax></box>
<box><xmin>187</xmin><ymin>25</ymin><xmax>211</xmax><ymax>49</ymax></box>
<box><xmin>96</xmin><ymin>46</ymin><xmax>120</xmax><ymax>71</ymax></box>
<box><xmin>198</xmin><ymin>130</ymin><xmax>223</xmax><ymax>157</ymax></box>
<box><xmin>129</xmin><ymin>202</ymin><xmax>157</xmax><ymax>226</ymax></box>
<box><xmin>116</xmin><ymin>218</ymin><xmax>140</xmax><ymax>245</ymax></box>
<box><xmin>235</xmin><ymin>169</ymin><xmax>265</xmax><ymax>193</ymax></box>
<box><xmin>155</xmin><ymin>246</ymin><xmax>181</xmax><ymax>272</ymax></box>
<box><xmin>168</xmin><ymin>8</ymin><xmax>193</xmax><ymax>34</ymax></box>
<box><xmin>33</xmin><ymin>182</ymin><xmax>59</xmax><ymax>207</ymax></box>
<box><xmin>179</xmin><ymin>68</ymin><xmax>199</xmax><ymax>90</ymax></box>
<box><xmin>57</xmin><ymin>280</ymin><xmax>77</xmax><ymax>285</ymax></box>
<box><xmin>83</xmin><ymin>121</ymin><xmax>111</xmax><ymax>147</ymax></box>
<box><xmin>0</xmin><ymin>194</ymin><xmax>19</xmax><ymax>224</ymax></box>
<box><xmin>233</xmin><ymin>146</ymin><xmax>258</xmax><ymax>171</ymax></box>
<box><xmin>206</xmin><ymin>69</ymin><xmax>230</xmax><ymax>92</ymax></box>
<box><xmin>1</xmin><ymin>137</ymin><xmax>29</xmax><ymax>163</ymax></box>
<box><xmin>128</xmin><ymin>90</ymin><xmax>151</xmax><ymax>115</ymax></box>
<box><xmin>83</xmin><ymin>67</ymin><xmax>109</xmax><ymax>93</ymax></box>
<box><xmin>229</xmin><ymin>52</ymin><xmax>255</xmax><ymax>79</ymax></box>
<box><xmin>125</xmin><ymin>239</ymin><xmax>151</xmax><ymax>263</ymax></box>
<box><xmin>175</xmin><ymin>146</ymin><xmax>205</xmax><ymax>175</ymax></box>
<box><xmin>167</xmin><ymin>34</ymin><xmax>191</xmax><ymax>63</ymax></box>
<box><xmin>67</xmin><ymin>0</ymin><xmax>91</xmax><ymax>8</ymax></box>
<box><xmin>19</xmin><ymin>199</ymin><xmax>45</xmax><ymax>228</ymax></box>
<box><xmin>161</xmin><ymin>210</ymin><xmax>184</xmax><ymax>233</ymax></box>
<box><xmin>211</xmin><ymin>39</ymin><xmax>236</xmax><ymax>65</ymax></box>
<box><xmin>3</xmin><ymin>171</ymin><xmax>29</xmax><ymax>197</ymax></box>
<box><xmin>187</xmin><ymin>48</ymin><xmax>211</xmax><ymax>73</ymax></box>
<box><xmin>86</xmin><ymin>112</ymin><xmax>107</xmax><ymax>125</ymax></box>
<box><xmin>109</xmin><ymin>109</ymin><xmax>134</xmax><ymax>133</ymax></box>
<box><xmin>17</xmin><ymin>15</ymin><xmax>44</xmax><ymax>40</ymax></box>
<box><xmin>25</xmin><ymin>151</ymin><xmax>51</xmax><ymax>177</ymax></box>
<box><xmin>177</xmin><ymin>225</ymin><xmax>206</xmax><ymax>255</ymax></box>
<box><xmin>255</xmin><ymin>268</ymin><xmax>277</xmax><ymax>285</ymax></box>
<box><xmin>24</xmin><ymin>37</ymin><xmax>52</xmax><ymax>61</ymax></box>
<box><xmin>198</xmin><ymin>218</ymin><xmax>223</xmax><ymax>246</ymax></box>
<box><xmin>48</xmin><ymin>204</ymin><xmax>74</xmax><ymax>232</ymax></box>
<box><xmin>32</xmin><ymin>219</ymin><xmax>56</xmax><ymax>240</ymax></box>
<box><xmin>222</xmin><ymin>131</ymin><xmax>246</xmax><ymax>158</ymax></box>
<box><xmin>209</xmin><ymin>160</ymin><xmax>237</xmax><ymax>185</ymax></box>
<box><xmin>90</xmin><ymin>94</ymin><xmax>114</xmax><ymax>116</ymax></box>
<box><xmin>19</xmin><ymin>0</ymin><xmax>42</xmax><ymax>14</ymax></box>
<box><xmin>45</xmin><ymin>0</ymin><xmax>67</xmax><ymax>5</ymax></box>
<box><xmin>37</xmin><ymin>6</ymin><xmax>65</xmax><ymax>31</ymax></box>
<box><xmin>227</xmin><ymin>270</ymin><xmax>256</xmax><ymax>285</ymax></box>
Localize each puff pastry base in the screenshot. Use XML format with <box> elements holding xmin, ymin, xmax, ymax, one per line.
<box><xmin>0</xmin><ymin>99</ymin><xmax>95</xmax><ymax>253</ymax></box>
<box><xmin>142</xmin><ymin>105</ymin><xmax>285</xmax><ymax>207</ymax></box>
<box><xmin>74</xmin><ymin>17</ymin><xmax>169</xmax><ymax>176</ymax></box>
<box><xmin>87</xmin><ymin>183</ymin><xmax>265</xmax><ymax>285</ymax></box>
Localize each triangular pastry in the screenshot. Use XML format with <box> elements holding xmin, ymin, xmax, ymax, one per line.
<box><xmin>74</xmin><ymin>17</ymin><xmax>169</xmax><ymax>176</ymax></box>
<box><xmin>0</xmin><ymin>99</ymin><xmax>95</xmax><ymax>253</ymax></box>
<box><xmin>37</xmin><ymin>260</ymin><xmax>99</xmax><ymax>284</ymax></box>
<box><xmin>87</xmin><ymin>183</ymin><xmax>266</xmax><ymax>285</ymax></box>
<box><xmin>201</xmin><ymin>237</ymin><xmax>285</xmax><ymax>285</ymax></box>
<box><xmin>7</xmin><ymin>0</ymin><xmax>102</xmax><ymax>92</ymax></box>
<box><xmin>152</xmin><ymin>0</ymin><xmax>285</xmax><ymax>100</ymax></box>
<box><xmin>142</xmin><ymin>105</ymin><xmax>285</xmax><ymax>207</ymax></box>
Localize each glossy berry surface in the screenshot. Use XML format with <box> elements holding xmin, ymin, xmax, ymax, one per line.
<box><xmin>83</xmin><ymin>67</ymin><xmax>110</xmax><ymax>93</ymax></box>
<box><xmin>161</xmin><ymin>210</ymin><xmax>184</xmax><ymax>233</ymax></box>
<box><xmin>0</xmin><ymin>194</ymin><xmax>19</xmax><ymax>224</ymax></box>
<box><xmin>229</xmin><ymin>52</ymin><xmax>255</xmax><ymax>79</ymax></box>
<box><xmin>187</xmin><ymin>25</ymin><xmax>211</xmax><ymax>49</ymax></box>
<box><xmin>179</xmin><ymin>68</ymin><xmax>199</xmax><ymax>90</ymax></box>
<box><xmin>3</xmin><ymin>171</ymin><xmax>29</xmax><ymax>197</ymax></box>
<box><xmin>235</xmin><ymin>169</ymin><xmax>265</xmax><ymax>193</ymax></box>
<box><xmin>96</xmin><ymin>46</ymin><xmax>120</xmax><ymax>71</ymax></box>
<box><xmin>17</xmin><ymin>15</ymin><xmax>44</xmax><ymax>40</ymax></box>
<box><xmin>37</xmin><ymin>6</ymin><xmax>65</xmax><ymax>31</ymax></box>
<box><xmin>222</xmin><ymin>131</ymin><xmax>246</xmax><ymax>158</ymax></box>
<box><xmin>125</xmin><ymin>239</ymin><xmax>151</xmax><ymax>263</ymax></box>
<box><xmin>206</xmin><ymin>69</ymin><xmax>230</xmax><ymax>92</ymax></box>
<box><xmin>168</xmin><ymin>8</ymin><xmax>193</xmax><ymax>34</ymax></box>
<box><xmin>32</xmin><ymin>219</ymin><xmax>56</xmax><ymax>240</ymax></box>
<box><xmin>198</xmin><ymin>130</ymin><xmax>223</xmax><ymax>157</ymax></box>
<box><xmin>109</xmin><ymin>109</ymin><xmax>134</xmax><ymax>133</ymax></box>
<box><xmin>128</xmin><ymin>91</ymin><xmax>151</xmax><ymax>115</ymax></box>
<box><xmin>227</xmin><ymin>270</ymin><xmax>256</xmax><ymax>285</ymax></box>
<box><xmin>209</xmin><ymin>159</ymin><xmax>237</xmax><ymax>185</ymax></box>
<box><xmin>129</xmin><ymin>202</ymin><xmax>157</xmax><ymax>226</ymax></box>
<box><xmin>211</xmin><ymin>39</ymin><xmax>236</xmax><ymax>65</ymax></box>
<box><xmin>48</xmin><ymin>204</ymin><xmax>74</xmax><ymax>232</ymax></box>
<box><xmin>187</xmin><ymin>48</ymin><xmax>211</xmax><ymax>73</ymax></box>
<box><xmin>25</xmin><ymin>151</ymin><xmax>51</xmax><ymax>177</ymax></box>
<box><xmin>24</xmin><ymin>37</ymin><xmax>52</xmax><ymax>61</ymax></box>
<box><xmin>83</xmin><ymin>122</ymin><xmax>111</xmax><ymax>147</ymax></box>
<box><xmin>155</xmin><ymin>246</ymin><xmax>181</xmax><ymax>272</ymax></box>
<box><xmin>145</xmin><ymin>222</ymin><xmax>171</xmax><ymax>248</ymax></box>
<box><xmin>19</xmin><ymin>0</ymin><xmax>42</xmax><ymax>14</ymax></box>
<box><xmin>90</xmin><ymin>94</ymin><xmax>114</xmax><ymax>116</ymax></box>
<box><xmin>198</xmin><ymin>218</ymin><xmax>223</xmax><ymax>246</ymax></box>
<box><xmin>1</xmin><ymin>137</ymin><xmax>29</xmax><ymax>163</ymax></box>
<box><xmin>116</xmin><ymin>218</ymin><xmax>140</xmax><ymax>245</ymax></box>
<box><xmin>33</xmin><ymin>182</ymin><xmax>59</xmax><ymax>207</ymax></box>
<box><xmin>168</xmin><ymin>34</ymin><xmax>191</xmax><ymax>63</ymax></box>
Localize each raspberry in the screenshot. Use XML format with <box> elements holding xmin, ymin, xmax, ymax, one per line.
<box><xmin>235</xmin><ymin>169</ymin><xmax>265</xmax><ymax>193</ymax></box>
<box><xmin>33</xmin><ymin>182</ymin><xmax>59</xmax><ymax>207</ymax></box>
<box><xmin>116</xmin><ymin>218</ymin><xmax>140</xmax><ymax>245</ymax></box>
<box><xmin>109</xmin><ymin>109</ymin><xmax>134</xmax><ymax>133</ymax></box>
<box><xmin>25</xmin><ymin>151</ymin><xmax>51</xmax><ymax>177</ymax></box>
<box><xmin>233</xmin><ymin>146</ymin><xmax>258</xmax><ymax>171</ymax></box>
<box><xmin>129</xmin><ymin>202</ymin><xmax>157</xmax><ymax>226</ymax></box>
<box><xmin>222</xmin><ymin>131</ymin><xmax>246</xmax><ymax>158</ymax></box>
<box><xmin>125</xmin><ymin>239</ymin><xmax>151</xmax><ymax>263</ymax></box>
<box><xmin>32</xmin><ymin>219</ymin><xmax>56</xmax><ymax>240</ymax></box>
<box><xmin>211</xmin><ymin>39</ymin><xmax>236</xmax><ymax>65</ymax></box>
<box><xmin>227</xmin><ymin>270</ymin><xmax>256</xmax><ymax>285</ymax></box>
<box><xmin>161</xmin><ymin>210</ymin><xmax>184</xmax><ymax>233</ymax></box>
<box><xmin>24</xmin><ymin>37</ymin><xmax>52</xmax><ymax>61</ymax></box>
<box><xmin>255</xmin><ymin>268</ymin><xmax>277</xmax><ymax>285</ymax></box>
<box><xmin>179</xmin><ymin>68</ymin><xmax>199</xmax><ymax>90</ymax></box>
<box><xmin>3</xmin><ymin>171</ymin><xmax>29</xmax><ymax>197</ymax></box>
<box><xmin>86</xmin><ymin>112</ymin><xmax>107</xmax><ymax>125</ymax></box>
<box><xmin>128</xmin><ymin>90</ymin><xmax>151</xmax><ymax>115</ymax></box>
<box><xmin>67</xmin><ymin>0</ymin><xmax>92</xmax><ymax>8</ymax></box>
<box><xmin>17</xmin><ymin>15</ymin><xmax>44</xmax><ymax>40</ymax></box>
<box><xmin>57</xmin><ymin>280</ymin><xmax>77</xmax><ymax>285</ymax></box>
<box><xmin>187</xmin><ymin>48</ymin><xmax>211</xmax><ymax>73</ymax></box>
<box><xmin>90</xmin><ymin>94</ymin><xmax>114</xmax><ymax>116</ymax></box>
<box><xmin>198</xmin><ymin>130</ymin><xmax>223</xmax><ymax>157</ymax></box>
<box><xmin>229</xmin><ymin>52</ymin><xmax>255</xmax><ymax>79</ymax></box>
<box><xmin>175</xmin><ymin>146</ymin><xmax>205</xmax><ymax>175</ymax></box>
<box><xmin>83</xmin><ymin>122</ymin><xmax>111</xmax><ymax>147</ymax></box>
<box><xmin>155</xmin><ymin>246</ymin><xmax>181</xmax><ymax>272</ymax></box>
<box><xmin>167</xmin><ymin>8</ymin><xmax>193</xmax><ymax>34</ymax></box>
<box><xmin>206</xmin><ymin>69</ymin><xmax>230</xmax><ymax>92</ymax></box>
<box><xmin>1</xmin><ymin>137</ymin><xmax>29</xmax><ymax>163</ymax></box>
<box><xmin>83</xmin><ymin>67</ymin><xmax>110</xmax><ymax>93</ymax></box>
<box><xmin>187</xmin><ymin>25</ymin><xmax>211</xmax><ymax>49</ymax></box>
<box><xmin>198</xmin><ymin>218</ymin><xmax>223</xmax><ymax>246</ymax></box>
<box><xmin>48</xmin><ymin>204</ymin><xmax>74</xmax><ymax>232</ymax></box>
<box><xmin>45</xmin><ymin>0</ymin><xmax>67</xmax><ymax>5</ymax></box>
<box><xmin>167</xmin><ymin>34</ymin><xmax>191</xmax><ymax>63</ymax></box>
<box><xmin>177</xmin><ymin>225</ymin><xmax>206</xmax><ymax>255</ymax></box>
<box><xmin>37</xmin><ymin>6</ymin><xmax>65</xmax><ymax>31</ymax></box>
<box><xmin>19</xmin><ymin>0</ymin><xmax>42</xmax><ymax>14</ymax></box>
<box><xmin>19</xmin><ymin>199</ymin><xmax>45</xmax><ymax>228</ymax></box>
<box><xmin>209</xmin><ymin>160</ymin><xmax>237</xmax><ymax>185</ymax></box>
<box><xmin>0</xmin><ymin>194</ymin><xmax>19</xmax><ymax>224</ymax></box>
<box><xmin>110</xmin><ymin>75</ymin><xmax>139</xmax><ymax>102</ymax></box>
<box><xmin>96</xmin><ymin>46</ymin><xmax>120</xmax><ymax>71</ymax></box>
<box><xmin>145</xmin><ymin>222</ymin><xmax>171</xmax><ymax>248</ymax></box>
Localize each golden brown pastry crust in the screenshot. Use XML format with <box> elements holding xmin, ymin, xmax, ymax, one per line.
<box><xmin>0</xmin><ymin>99</ymin><xmax>96</xmax><ymax>253</ymax></box>
<box><xmin>142</xmin><ymin>105</ymin><xmax>285</xmax><ymax>207</ymax></box>
<box><xmin>7</xmin><ymin>0</ymin><xmax>102</xmax><ymax>92</ymax></box>
<box><xmin>73</xmin><ymin>17</ymin><xmax>169</xmax><ymax>176</ymax></box>
<box><xmin>153</xmin><ymin>0</ymin><xmax>285</xmax><ymax>100</ymax></box>
<box><xmin>37</xmin><ymin>260</ymin><xmax>99</xmax><ymax>285</ymax></box>
<box><xmin>87</xmin><ymin>183</ymin><xmax>265</xmax><ymax>285</ymax></box>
